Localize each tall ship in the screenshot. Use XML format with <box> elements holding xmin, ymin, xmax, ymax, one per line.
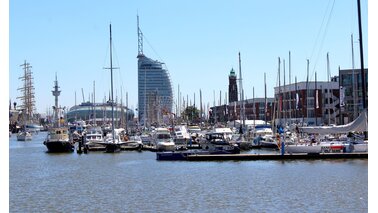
<box><xmin>16</xmin><ymin>61</ymin><xmax>41</xmax><ymax>140</ymax></box>
<box><xmin>137</xmin><ymin>16</ymin><xmax>173</xmax><ymax>127</ymax></box>
<box><xmin>43</xmin><ymin>75</ymin><xmax>74</xmax><ymax>152</ymax></box>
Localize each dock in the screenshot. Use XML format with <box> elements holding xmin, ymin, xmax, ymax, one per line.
<box><xmin>185</xmin><ymin>152</ymin><xmax>368</xmax><ymax>161</ymax></box>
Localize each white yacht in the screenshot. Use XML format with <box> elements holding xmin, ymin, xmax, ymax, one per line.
<box><xmin>153</xmin><ymin>127</ymin><xmax>175</xmax><ymax>151</ymax></box>
<box><xmin>84</xmin><ymin>126</ymin><xmax>105</xmax><ymax>150</ymax></box>
<box><xmin>173</xmin><ymin>125</ymin><xmax>190</xmax><ymax>144</ymax></box>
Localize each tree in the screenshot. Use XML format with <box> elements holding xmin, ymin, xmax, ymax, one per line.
<box><xmin>182</xmin><ymin>106</ymin><xmax>200</xmax><ymax>123</ymax></box>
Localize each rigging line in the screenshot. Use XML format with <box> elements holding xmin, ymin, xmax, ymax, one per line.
<box><xmin>311</xmin><ymin>0</ymin><xmax>336</xmax><ymax>81</ymax></box>
<box><xmin>350</xmin><ymin>0</ymin><xmax>356</xmax><ymax>33</ymax></box>
<box><xmin>142</xmin><ymin>33</ymin><xmax>165</xmax><ymax>66</ymax></box>
<box><xmin>111</xmin><ymin>41</ymin><xmax>125</xmax><ymax>91</ymax></box>
<box><xmin>309</xmin><ymin>0</ymin><xmax>333</xmax><ymax>62</ymax></box>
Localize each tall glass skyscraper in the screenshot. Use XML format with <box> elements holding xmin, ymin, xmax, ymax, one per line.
<box><xmin>137</xmin><ymin>16</ymin><xmax>173</xmax><ymax>126</ymax></box>
<box><xmin>137</xmin><ymin>55</ymin><xmax>173</xmax><ymax>126</ymax></box>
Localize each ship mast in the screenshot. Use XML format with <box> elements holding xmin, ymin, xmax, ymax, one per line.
<box><xmin>52</xmin><ymin>73</ymin><xmax>61</xmax><ymax>127</ymax></box>
<box><xmin>17</xmin><ymin>60</ymin><xmax>35</xmax><ymax>124</ymax></box>
<box><xmin>103</xmin><ymin>24</ymin><xmax>119</xmax><ymax>142</ymax></box>
<box><xmin>109</xmin><ymin>24</ymin><xmax>116</xmax><ymax>142</ymax></box>
<box><xmin>238</xmin><ymin>52</ymin><xmax>245</xmax><ymax>129</ymax></box>
<box><xmin>357</xmin><ymin>0</ymin><xmax>366</xmax><ymax>110</ymax></box>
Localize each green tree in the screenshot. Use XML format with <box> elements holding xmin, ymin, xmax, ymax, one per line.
<box><xmin>183</xmin><ymin>106</ymin><xmax>200</xmax><ymax>123</ymax></box>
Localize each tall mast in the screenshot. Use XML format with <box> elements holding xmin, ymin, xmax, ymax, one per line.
<box><xmin>200</xmin><ymin>89</ymin><xmax>203</xmax><ymax>122</ymax></box>
<box><xmin>52</xmin><ymin>73</ymin><xmax>61</xmax><ymax>127</ymax></box>
<box><xmin>264</xmin><ymin>72</ymin><xmax>267</xmax><ymax>125</ymax></box>
<box><xmin>110</xmin><ymin>24</ymin><xmax>115</xmax><ymax>141</ymax></box>
<box><xmin>253</xmin><ymin>86</ymin><xmax>255</xmax><ymax>129</ymax></box>
<box><xmin>351</xmin><ymin>34</ymin><xmax>357</xmax><ymax>120</ymax></box>
<box><xmin>305</xmin><ymin>59</ymin><xmax>309</xmax><ymax>124</ymax></box>
<box><xmin>357</xmin><ymin>0</ymin><xmax>366</xmax><ymax>109</ymax></box>
<box><xmin>125</xmin><ymin>91</ymin><xmax>128</xmax><ymax>133</ymax></box>
<box><xmin>238</xmin><ymin>52</ymin><xmax>245</xmax><ymax>128</ymax></box>
<box><xmin>177</xmin><ymin>84</ymin><xmax>180</xmax><ymax>117</ymax></box>
<box><xmin>289</xmin><ymin>51</ymin><xmax>292</xmax><ymax>122</ymax></box>
<box><xmin>93</xmin><ymin>81</ymin><xmax>96</xmax><ymax>126</ymax></box>
<box><xmin>278</xmin><ymin>57</ymin><xmax>281</xmax><ymax>126</ymax></box>
<box><xmin>18</xmin><ymin>60</ymin><xmax>35</xmax><ymax>123</ymax></box>
<box><xmin>327</xmin><ymin>53</ymin><xmax>331</xmax><ymax>125</ymax></box>
<box><xmin>315</xmin><ymin>71</ymin><xmax>318</xmax><ymax>125</ymax></box>
<box><xmin>103</xmin><ymin>24</ymin><xmax>119</xmax><ymax>141</ymax></box>
<box><xmin>283</xmin><ymin>59</ymin><xmax>286</xmax><ymax>125</ymax></box>
<box><xmin>295</xmin><ymin>76</ymin><xmax>298</xmax><ymax>123</ymax></box>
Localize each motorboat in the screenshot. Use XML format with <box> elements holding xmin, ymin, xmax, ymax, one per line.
<box><xmin>121</xmin><ymin>135</ymin><xmax>144</xmax><ymax>150</ymax></box>
<box><xmin>43</xmin><ymin>127</ymin><xmax>74</xmax><ymax>152</ymax></box>
<box><xmin>252</xmin><ymin>125</ymin><xmax>278</xmax><ymax>149</ymax></box>
<box><xmin>84</xmin><ymin>126</ymin><xmax>105</xmax><ymax>150</ymax></box>
<box><xmin>173</xmin><ymin>125</ymin><xmax>190</xmax><ymax>145</ymax></box>
<box><xmin>201</xmin><ymin>132</ymin><xmax>240</xmax><ymax>154</ymax></box>
<box><xmin>16</xmin><ymin>131</ymin><xmax>32</xmax><ymax>141</ymax></box>
<box><xmin>156</xmin><ymin>132</ymin><xmax>240</xmax><ymax>161</ymax></box>
<box><xmin>153</xmin><ymin>127</ymin><xmax>175</xmax><ymax>151</ymax></box>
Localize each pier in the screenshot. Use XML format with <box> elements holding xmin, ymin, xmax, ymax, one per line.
<box><xmin>186</xmin><ymin>152</ymin><xmax>368</xmax><ymax>161</ymax></box>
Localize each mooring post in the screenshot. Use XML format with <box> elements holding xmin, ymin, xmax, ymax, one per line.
<box><xmin>77</xmin><ymin>135</ymin><xmax>83</xmax><ymax>154</ymax></box>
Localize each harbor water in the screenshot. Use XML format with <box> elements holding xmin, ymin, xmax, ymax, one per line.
<box><xmin>10</xmin><ymin>132</ymin><xmax>368</xmax><ymax>212</ymax></box>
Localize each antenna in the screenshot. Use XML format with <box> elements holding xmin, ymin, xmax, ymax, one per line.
<box><xmin>52</xmin><ymin>73</ymin><xmax>61</xmax><ymax>126</ymax></box>
<box><xmin>137</xmin><ymin>14</ymin><xmax>144</xmax><ymax>57</ymax></box>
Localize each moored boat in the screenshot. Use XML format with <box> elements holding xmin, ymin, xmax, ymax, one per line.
<box><xmin>153</xmin><ymin>127</ymin><xmax>175</xmax><ymax>152</ymax></box>
<box><xmin>43</xmin><ymin>127</ymin><xmax>74</xmax><ymax>152</ymax></box>
<box><xmin>43</xmin><ymin>74</ymin><xmax>74</xmax><ymax>153</ymax></box>
<box><xmin>201</xmin><ymin>132</ymin><xmax>240</xmax><ymax>154</ymax></box>
<box><xmin>121</xmin><ymin>135</ymin><xmax>144</xmax><ymax>151</ymax></box>
<box><xmin>84</xmin><ymin>126</ymin><xmax>105</xmax><ymax>150</ymax></box>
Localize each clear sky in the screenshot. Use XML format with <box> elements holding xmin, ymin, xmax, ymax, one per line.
<box><xmin>9</xmin><ymin>0</ymin><xmax>368</xmax><ymax>116</ymax></box>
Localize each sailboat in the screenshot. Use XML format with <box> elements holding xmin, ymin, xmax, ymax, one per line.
<box><xmin>95</xmin><ymin>24</ymin><xmax>126</xmax><ymax>153</ymax></box>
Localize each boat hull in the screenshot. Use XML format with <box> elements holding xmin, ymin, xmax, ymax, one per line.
<box><xmin>104</xmin><ymin>143</ymin><xmax>121</xmax><ymax>153</ymax></box>
<box><xmin>44</xmin><ymin>141</ymin><xmax>74</xmax><ymax>152</ymax></box>
<box><xmin>156</xmin><ymin>142</ymin><xmax>176</xmax><ymax>152</ymax></box>
<box><xmin>17</xmin><ymin>135</ymin><xmax>32</xmax><ymax>141</ymax></box>
<box><xmin>156</xmin><ymin>148</ymin><xmax>240</xmax><ymax>161</ymax></box>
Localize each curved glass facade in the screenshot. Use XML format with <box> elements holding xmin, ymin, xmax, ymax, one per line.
<box><xmin>66</xmin><ymin>102</ymin><xmax>134</xmax><ymax>125</ymax></box>
<box><xmin>138</xmin><ymin>55</ymin><xmax>173</xmax><ymax>125</ymax></box>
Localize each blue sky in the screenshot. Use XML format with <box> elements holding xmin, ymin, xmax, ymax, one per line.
<box><xmin>9</xmin><ymin>0</ymin><xmax>368</xmax><ymax>115</ymax></box>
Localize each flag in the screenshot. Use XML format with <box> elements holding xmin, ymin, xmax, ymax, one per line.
<box><xmin>296</xmin><ymin>93</ymin><xmax>299</xmax><ymax>110</ymax></box>
<box><xmin>340</xmin><ymin>86</ymin><xmax>345</xmax><ymax>107</ymax></box>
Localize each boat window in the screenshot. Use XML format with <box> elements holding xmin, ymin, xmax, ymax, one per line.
<box><xmin>157</xmin><ymin>134</ymin><xmax>170</xmax><ymax>139</ymax></box>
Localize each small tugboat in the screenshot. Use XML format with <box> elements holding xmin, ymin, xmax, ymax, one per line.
<box><xmin>43</xmin><ymin>74</ymin><xmax>74</xmax><ymax>153</ymax></box>
<box><xmin>44</xmin><ymin>127</ymin><xmax>73</xmax><ymax>152</ymax></box>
